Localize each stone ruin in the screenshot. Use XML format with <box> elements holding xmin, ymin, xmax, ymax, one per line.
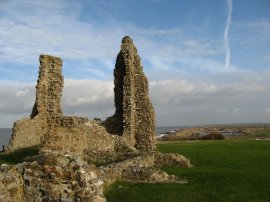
<box><xmin>0</xmin><ymin>36</ymin><xmax>191</xmax><ymax>201</ymax></box>
<box><xmin>7</xmin><ymin>55</ymin><xmax>65</xmax><ymax>152</ymax></box>
<box><xmin>104</xmin><ymin>36</ymin><xmax>155</xmax><ymax>150</ymax></box>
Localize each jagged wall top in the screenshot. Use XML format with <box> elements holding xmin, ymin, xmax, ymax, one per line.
<box><xmin>31</xmin><ymin>55</ymin><xmax>63</xmax><ymax>119</ymax></box>
<box><xmin>8</xmin><ymin>36</ymin><xmax>155</xmax><ymax>153</ymax></box>
<box><xmin>7</xmin><ymin>55</ymin><xmax>64</xmax><ymax>152</ymax></box>
<box><xmin>106</xmin><ymin>35</ymin><xmax>156</xmax><ymax>150</ymax></box>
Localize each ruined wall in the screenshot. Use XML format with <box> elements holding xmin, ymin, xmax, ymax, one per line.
<box><xmin>1</xmin><ymin>36</ymin><xmax>192</xmax><ymax>202</ymax></box>
<box><xmin>31</xmin><ymin>55</ymin><xmax>63</xmax><ymax>118</ymax></box>
<box><xmin>132</xmin><ymin>42</ymin><xmax>156</xmax><ymax>150</ymax></box>
<box><xmin>105</xmin><ymin>36</ymin><xmax>156</xmax><ymax>150</ymax></box>
<box><xmin>40</xmin><ymin>37</ymin><xmax>156</xmax><ymax>160</ymax></box>
<box><xmin>7</xmin><ymin>55</ymin><xmax>63</xmax><ymax>152</ymax></box>
<box><xmin>40</xmin><ymin>120</ymin><xmax>117</xmax><ymax>164</ymax></box>
<box><xmin>7</xmin><ymin>118</ymin><xmax>45</xmax><ymax>152</ymax></box>
<box><xmin>8</xmin><ymin>37</ymin><xmax>155</xmax><ymax>154</ymax></box>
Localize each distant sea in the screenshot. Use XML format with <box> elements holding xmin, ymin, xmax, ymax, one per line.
<box><xmin>156</xmin><ymin>126</ymin><xmax>188</xmax><ymax>134</ymax></box>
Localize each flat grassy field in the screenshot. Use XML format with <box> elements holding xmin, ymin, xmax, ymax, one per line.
<box><xmin>105</xmin><ymin>140</ymin><xmax>270</xmax><ymax>202</ymax></box>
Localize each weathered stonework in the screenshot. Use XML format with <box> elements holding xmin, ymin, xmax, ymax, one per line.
<box><xmin>1</xmin><ymin>36</ymin><xmax>191</xmax><ymax>201</ymax></box>
<box><xmin>7</xmin><ymin>55</ymin><xmax>64</xmax><ymax>152</ymax></box>
<box><xmin>154</xmin><ymin>152</ymin><xmax>192</xmax><ymax>168</ymax></box>
<box><xmin>31</xmin><ymin>54</ymin><xmax>63</xmax><ymax>118</ymax></box>
<box><xmin>0</xmin><ymin>165</ymin><xmax>24</xmax><ymax>201</ymax></box>
<box><xmin>104</xmin><ymin>36</ymin><xmax>155</xmax><ymax>150</ymax></box>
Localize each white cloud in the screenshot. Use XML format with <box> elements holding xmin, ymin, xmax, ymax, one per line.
<box><xmin>0</xmin><ymin>0</ymin><xmax>124</xmax><ymax>64</ymax></box>
<box><xmin>0</xmin><ymin>0</ymin><xmax>227</xmax><ymax>79</ymax></box>
<box><xmin>62</xmin><ymin>79</ymin><xmax>114</xmax><ymax>116</ymax></box>
<box><xmin>149</xmin><ymin>70</ymin><xmax>270</xmax><ymax>125</ymax></box>
<box><xmin>1</xmin><ymin>70</ymin><xmax>270</xmax><ymax>128</ymax></box>
<box><xmin>0</xmin><ymin>79</ymin><xmax>114</xmax><ymax>127</ymax></box>
<box><xmin>0</xmin><ymin>81</ymin><xmax>35</xmax><ymax>127</ymax></box>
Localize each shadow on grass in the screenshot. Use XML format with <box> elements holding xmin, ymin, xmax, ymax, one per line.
<box><xmin>0</xmin><ymin>145</ymin><xmax>40</xmax><ymax>165</ymax></box>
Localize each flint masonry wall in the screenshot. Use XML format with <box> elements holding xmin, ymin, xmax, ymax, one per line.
<box><xmin>8</xmin><ymin>36</ymin><xmax>155</xmax><ymax>157</ymax></box>
<box><xmin>105</xmin><ymin>36</ymin><xmax>155</xmax><ymax>150</ymax></box>
<box><xmin>8</xmin><ymin>56</ymin><xmax>90</xmax><ymax>152</ymax></box>
<box><xmin>1</xmin><ymin>36</ymin><xmax>192</xmax><ymax>201</ymax></box>
<box><xmin>30</xmin><ymin>55</ymin><xmax>63</xmax><ymax>119</ymax></box>
<box><xmin>7</xmin><ymin>55</ymin><xmax>64</xmax><ymax>152</ymax></box>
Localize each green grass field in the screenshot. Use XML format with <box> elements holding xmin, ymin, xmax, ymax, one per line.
<box><xmin>1</xmin><ymin>141</ymin><xmax>269</xmax><ymax>201</ymax></box>
<box><xmin>105</xmin><ymin>140</ymin><xmax>270</xmax><ymax>202</ymax></box>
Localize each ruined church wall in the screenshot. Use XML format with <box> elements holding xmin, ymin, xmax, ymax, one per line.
<box><xmin>31</xmin><ymin>55</ymin><xmax>63</xmax><ymax>118</ymax></box>
<box><xmin>41</xmin><ymin>126</ymin><xmax>88</xmax><ymax>157</ymax></box>
<box><xmin>104</xmin><ymin>36</ymin><xmax>156</xmax><ymax>151</ymax></box>
<box><xmin>8</xmin><ymin>36</ymin><xmax>155</xmax><ymax>155</ymax></box>
<box><xmin>0</xmin><ymin>37</ymin><xmax>192</xmax><ymax>201</ymax></box>
<box><xmin>7</xmin><ymin>117</ymin><xmax>46</xmax><ymax>152</ymax></box>
<box><xmin>134</xmin><ymin>73</ymin><xmax>155</xmax><ymax>150</ymax></box>
<box><xmin>121</xmin><ymin>36</ymin><xmax>156</xmax><ymax>150</ymax></box>
<box><xmin>40</xmin><ymin>120</ymin><xmax>118</xmax><ymax>164</ymax></box>
<box><xmin>121</xmin><ymin>40</ymin><xmax>136</xmax><ymax>148</ymax></box>
<box><xmin>7</xmin><ymin>55</ymin><xmax>63</xmax><ymax>152</ymax></box>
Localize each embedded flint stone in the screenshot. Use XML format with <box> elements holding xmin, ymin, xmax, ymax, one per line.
<box><xmin>31</xmin><ymin>55</ymin><xmax>64</xmax><ymax>119</ymax></box>
<box><xmin>7</xmin><ymin>55</ymin><xmax>64</xmax><ymax>152</ymax></box>
<box><xmin>105</xmin><ymin>36</ymin><xmax>156</xmax><ymax>150</ymax></box>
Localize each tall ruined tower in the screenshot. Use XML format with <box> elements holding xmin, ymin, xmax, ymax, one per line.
<box><xmin>105</xmin><ymin>36</ymin><xmax>156</xmax><ymax>150</ymax></box>
<box><xmin>7</xmin><ymin>55</ymin><xmax>64</xmax><ymax>152</ymax></box>
<box><xmin>31</xmin><ymin>55</ymin><xmax>63</xmax><ymax>119</ymax></box>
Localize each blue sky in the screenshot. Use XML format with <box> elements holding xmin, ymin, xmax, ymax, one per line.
<box><xmin>0</xmin><ymin>0</ymin><xmax>270</xmax><ymax>127</ymax></box>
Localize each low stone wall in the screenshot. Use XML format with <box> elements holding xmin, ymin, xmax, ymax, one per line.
<box><xmin>41</xmin><ymin>120</ymin><xmax>139</xmax><ymax>164</ymax></box>
<box><xmin>41</xmin><ymin>121</ymin><xmax>116</xmax><ymax>159</ymax></box>
<box><xmin>7</xmin><ymin>117</ymin><xmax>46</xmax><ymax>152</ymax></box>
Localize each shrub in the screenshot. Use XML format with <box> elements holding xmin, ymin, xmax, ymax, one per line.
<box><xmin>200</xmin><ymin>132</ymin><xmax>224</xmax><ymax>140</ymax></box>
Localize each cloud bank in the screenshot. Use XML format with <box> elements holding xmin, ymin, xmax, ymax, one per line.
<box><xmin>1</xmin><ymin>70</ymin><xmax>270</xmax><ymax>127</ymax></box>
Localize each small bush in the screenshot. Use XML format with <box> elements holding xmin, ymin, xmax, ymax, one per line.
<box><xmin>200</xmin><ymin>132</ymin><xmax>224</xmax><ymax>140</ymax></box>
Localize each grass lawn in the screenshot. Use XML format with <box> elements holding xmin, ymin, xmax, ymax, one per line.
<box><xmin>0</xmin><ymin>145</ymin><xmax>39</xmax><ymax>165</ymax></box>
<box><xmin>105</xmin><ymin>140</ymin><xmax>270</xmax><ymax>202</ymax></box>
